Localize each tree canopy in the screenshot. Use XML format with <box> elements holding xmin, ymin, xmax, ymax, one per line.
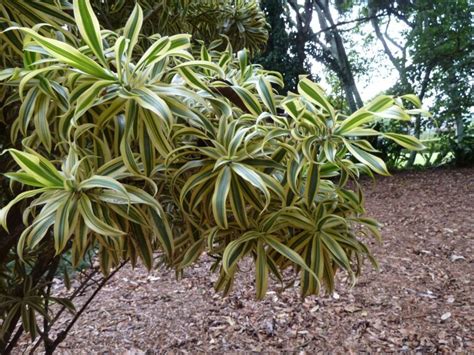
<box><xmin>257</xmin><ymin>0</ymin><xmax>473</xmax><ymax>166</ymax></box>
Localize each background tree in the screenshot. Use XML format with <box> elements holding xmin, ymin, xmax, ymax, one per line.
<box><xmin>364</xmin><ymin>0</ymin><xmax>473</xmax><ymax>166</ymax></box>
<box><xmin>256</xmin><ymin>0</ymin><xmax>473</xmax><ymax>167</ymax></box>
<box><xmin>256</xmin><ymin>0</ymin><xmax>372</xmax><ymax>112</ymax></box>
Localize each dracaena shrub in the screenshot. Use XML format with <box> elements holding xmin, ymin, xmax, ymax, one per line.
<box><xmin>0</xmin><ymin>0</ymin><xmax>426</xmax><ymax>345</ymax></box>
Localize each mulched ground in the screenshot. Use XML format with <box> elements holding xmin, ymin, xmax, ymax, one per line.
<box><xmin>21</xmin><ymin>167</ymin><xmax>474</xmax><ymax>353</ymax></box>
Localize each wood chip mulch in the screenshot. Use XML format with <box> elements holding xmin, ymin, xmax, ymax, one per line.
<box><xmin>18</xmin><ymin>167</ymin><xmax>474</xmax><ymax>353</ymax></box>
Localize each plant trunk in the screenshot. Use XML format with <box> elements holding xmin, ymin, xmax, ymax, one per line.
<box><xmin>0</xmin><ymin>234</ymin><xmax>57</xmax><ymax>354</ymax></box>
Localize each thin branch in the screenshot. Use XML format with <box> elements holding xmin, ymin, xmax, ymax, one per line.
<box><xmin>47</xmin><ymin>261</ymin><xmax>129</xmax><ymax>354</ymax></box>
<box><xmin>61</xmin><ymin>257</ymin><xmax>102</xmax><ymax>287</ymax></box>
<box><xmin>419</xmin><ymin>65</ymin><xmax>433</xmax><ymax>101</ymax></box>
<box><xmin>311</xmin><ymin>35</ymin><xmax>333</xmax><ymax>58</ymax></box>
<box><xmin>28</xmin><ymin>268</ymin><xmax>100</xmax><ymax>354</ymax></box>
<box><xmin>384</xmin><ymin>16</ymin><xmax>404</xmax><ymax>51</ymax></box>
<box><xmin>287</xmin><ymin>0</ymin><xmax>310</xmax><ymax>33</ymax></box>
<box><xmin>53</xmin><ymin>270</ymin><xmax>99</xmax><ymax>323</ymax></box>
<box><xmin>40</xmin><ymin>258</ymin><xmax>60</xmax><ymax>353</ymax></box>
<box><xmin>3</xmin><ymin>325</ymin><xmax>23</xmax><ymax>354</ymax></box>
<box><xmin>385</xmin><ymin>32</ymin><xmax>405</xmax><ymax>52</ymax></box>
<box><xmin>286</xmin><ymin>0</ymin><xmax>300</xmax><ymax>20</ymax></box>
<box><xmin>370</xmin><ymin>9</ymin><xmax>403</xmax><ymax>75</ymax></box>
<box><xmin>313</xmin><ymin>12</ymin><xmax>388</xmax><ymax>36</ymax></box>
<box><xmin>390</xmin><ymin>10</ymin><xmax>414</xmax><ymax>29</ymax></box>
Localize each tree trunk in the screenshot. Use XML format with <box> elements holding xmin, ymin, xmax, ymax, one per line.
<box><xmin>406</xmin><ymin>66</ymin><xmax>433</xmax><ymax>167</ymax></box>
<box><xmin>455</xmin><ymin>116</ymin><xmax>464</xmax><ymax>143</ymax></box>
<box><xmin>314</xmin><ymin>0</ymin><xmax>363</xmax><ymax>112</ymax></box>
<box><xmin>288</xmin><ymin>0</ymin><xmax>313</xmax><ymax>78</ymax></box>
<box><xmin>406</xmin><ymin>116</ymin><xmax>421</xmax><ymax>167</ymax></box>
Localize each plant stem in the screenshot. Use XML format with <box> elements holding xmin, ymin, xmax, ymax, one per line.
<box><xmin>46</xmin><ymin>261</ymin><xmax>128</xmax><ymax>354</ymax></box>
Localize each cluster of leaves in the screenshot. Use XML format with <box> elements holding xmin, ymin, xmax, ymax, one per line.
<box><xmin>89</xmin><ymin>0</ymin><xmax>269</xmax><ymax>54</ymax></box>
<box><xmin>0</xmin><ymin>0</ymin><xmax>424</xmax><ymax>349</ymax></box>
<box><xmin>0</xmin><ymin>0</ymin><xmax>75</xmax><ymax>67</ymax></box>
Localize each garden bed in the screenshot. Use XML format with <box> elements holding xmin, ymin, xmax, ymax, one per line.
<box><xmin>19</xmin><ymin>167</ymin><xmax>474</xmax><ymax>353</ymax></box>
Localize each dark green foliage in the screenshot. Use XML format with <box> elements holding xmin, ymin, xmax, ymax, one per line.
<box><xmin>254</xmin><ymin>0</ymin><xmax>306</xmax><ymax>92</ymax></box>
<box><xmin>409</xmin><ymin>0</ymin><xmax>473</xmax><ymax>158</ymax></box>
<box><xmin>438</xmin><ymin>123</ymin><xmax>474</xmax><ymax>167</ymax></box>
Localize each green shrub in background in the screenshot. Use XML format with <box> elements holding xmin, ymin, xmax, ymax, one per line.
<box><xmin>0</xmin><ymin>0</ymin><xmax>425</xmax><ymax>352</ymax></box>
<box><xmin>435</xmin><ymin>125</ymin><xmax>474</xmax><ymax>167</ymax></box>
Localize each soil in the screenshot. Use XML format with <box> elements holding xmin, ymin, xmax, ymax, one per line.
<box><xmin>19</xmin><ymin>167</ymin><xmax>474</xmax><ymax>353</ymax></box>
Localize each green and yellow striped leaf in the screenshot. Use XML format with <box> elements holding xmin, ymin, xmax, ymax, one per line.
<box><xmin>212</xmin><ymin>166</ymin><xmax>232</xmax><ymax>229</ymax></box>
<box><xmin>73</xmin><ymin>0</ymin><xmax>107</xmax><ymax>66</ymax></box>
<box><xmin>54</xmin><ymin>195</ymin><xmax>77</xmax><ymax>254</ymax></box>
<box><xmin>255</xmin><ymin>240</ymin><xmax>268</xmax><ymax>299</ymax></box>
<box><xmin>264</xmin><ymin>235</ymin><xmax>318</xmax><ymax>282</ymax></box>
<box><xmin>78</xmin><ymin>196</ymin><xmax>124</xmax><ymax>236</ymax></box>
<box><xmin>343</xmin><ymin>140</ymin><xmax>389</xmax><ymax>176</ymax></box>
<box><xmin>7</xmin><ymin>149</ymin><xmax>63</xmax><ymax>187</ymax></box>
<box><xmin>383</xmin><ymin>133</ymin><xmax>426</xmax><ymax>151</ymax></box>
<box><xmin>15</xmin><ymin>28</ymin><xmax>114</xmax><ymax>79</ymax></box>
<box><xmin>298</xmin><ymin>78</ymin><xmax>335</xmax><ymax>118</ymax></box>
<box><xmin>123</xmin><ymin>3</ymin><xmax>143</xmax><ymax>56</ymax></box>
